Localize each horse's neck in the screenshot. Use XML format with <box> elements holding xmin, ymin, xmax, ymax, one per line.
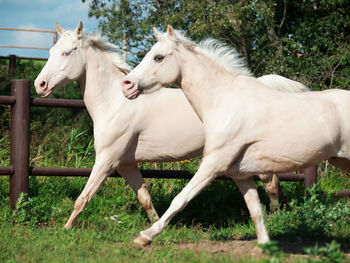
<box><xmin>179</xmin><ymin>48</ymin><xmax>236</xmax><ymax>120</ymax></box>
<box><xmin>81</xmin><ymin>47</ymin><xmax>126</xmax><ymax>120</ymax></box>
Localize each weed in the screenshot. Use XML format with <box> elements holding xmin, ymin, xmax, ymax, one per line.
<box><xmin>266</xmin><ymin>184</ymin><xmax>350</xmax><ymax>241</ymax></box>
<box><xmin>0</xmin><ymin>135</ymin><xmax>10</xmax><ymax>166</ymax></box>
<box><xmin>304</xmin><ymin>240</ymin><xmax>345</xmax><ymax>263</ymax></box>
<box><xmin>209</xmin><ymin>227</ymin><xmax>233</xmax><ymax>241</ymax></box>
<box><xmin>65</xmin><ymin>128</ymin><xmax>94</xmax><ymax>168</ymax></box>
<box><xmin>258</xmin><ymin>241</ymin><xmax>284</xmax><ymax>263</ymax></box>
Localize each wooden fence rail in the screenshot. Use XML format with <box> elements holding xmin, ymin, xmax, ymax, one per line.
<box><xmin>0</xmin><ymin>27</ymin><xmax>57</xmax><ymax>51</ymax></box>
<box><xmin>0</xmin><ymin>79</ymin><xmax>348</xmax><ymax>209</ymax></box>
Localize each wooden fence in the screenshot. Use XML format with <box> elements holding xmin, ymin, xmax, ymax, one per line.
<box><xmin>0</xmin><ymin>27</ymin><xmax>57</xmax><ymax>51</ymax></box>
<box><xmin>0</xmin><ymin>77</ymin><xmax>349</xmax><ymax>209</ymax></box>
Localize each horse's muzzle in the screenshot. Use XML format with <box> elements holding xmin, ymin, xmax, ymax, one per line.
<box><xmin>121</xmin><ymin>77</ymin><xmax>141</xmax><ymax>99</ymax></box>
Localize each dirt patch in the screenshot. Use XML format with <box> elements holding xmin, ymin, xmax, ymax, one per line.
<box><xmin>175</xmin><ymin>239</ymin><xmax>350</xmax><ymax>260</ymax></box>
<box><xmin>178</xmin><ymin>239</ymin><xmax>256</xmax><ymax>254</ymax></box>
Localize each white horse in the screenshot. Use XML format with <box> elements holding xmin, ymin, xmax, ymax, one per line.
<box><xmin>34</xmin><ymin>22</ymin><xmax>308</xmax><ymax>230</ymax></box>
<box><xmin>121</xmin><ymin>25</ymin><xmax>350</xmax><ymax>247</ymax></box>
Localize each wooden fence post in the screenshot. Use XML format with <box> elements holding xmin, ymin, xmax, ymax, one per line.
<box><xmin>8</xmin><ymin>55</ymin><xmax>16</xmax><ymax>77</ymax></box>
<box><xmin>10</xmin><ymin>79</ymin><xmax>30</xmax><ymax>209</ymax></box>
<box><xmin>303</xmin><ymin>165</ymin><xmax>318</xmax><ymax>188</ymax></box>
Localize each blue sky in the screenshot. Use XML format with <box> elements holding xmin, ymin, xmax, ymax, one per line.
<box><xmin>0</xmin><ymin>0</ymin><xmax>99</xmax><ymax>58</ymax></box>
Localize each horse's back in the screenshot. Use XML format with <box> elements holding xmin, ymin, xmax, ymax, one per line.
<box><xmin>257</xmin><ymin>74</ymin><xmax>309</xmax><ymax>93</ymax></box>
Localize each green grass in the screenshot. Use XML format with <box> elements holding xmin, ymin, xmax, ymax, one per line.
<box><xmin>0</xmin><ymin>223</ymin><xmax>254</xmax><ymax>263</ymax></box>
<box><xmin>0</xmin><ymin>172</ymin><xmax>349</xmax><ymax>262</ymax></box>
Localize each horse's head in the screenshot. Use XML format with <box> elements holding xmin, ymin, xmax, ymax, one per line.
<box><xmin>121</xmin><ymin>25</ymin><xmax>182</xmax><ymax>99</ymax></box>
<box><xmin>34</xmin><ymin>21</ymin><xmax>86</xmax><ymax>97</ymax></box>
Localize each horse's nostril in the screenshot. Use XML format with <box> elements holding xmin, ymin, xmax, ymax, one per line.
<box><xmin>40</xmin><ymin>81</ymin><xmax>46</xmax><ymax>88</ymax></box>
<box><xmin>122</xmin><ymin>80</ymin><xmax>132</xmax><ymax>87</ymax></box>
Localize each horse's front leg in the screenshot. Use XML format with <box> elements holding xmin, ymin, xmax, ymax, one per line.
<box><xmin>117</xmin><ymin>163</ymin><xmax>159</xmax><ymax>223</ymax></box>
<box><xmin>133</xmin><ymin>153</ymin><xmax>223</xmax><ymax>246</ymax></box>
<box><xmin>64</xmin><ymin>154</ymin><xmax>113</xmax><ymax>229</ymax></box>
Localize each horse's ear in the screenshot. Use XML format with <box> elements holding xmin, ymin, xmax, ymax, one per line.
<box><xmin>56</xmin><ymin>22</ymin><xmax>63</xmax><ymax>36</ymax></box>
<box><xmin>75</xmin><ymin>21</ymin><xmax>83</xmax><ymax>38</ymax></box>
<box><xmin>166</xmin><ymin>25</ymin><xmax>176</xmax><ymax>41</ymax></box>
<box><xmin>153</xmin><ymin>27</ymin><xmax>162</xmax><ymax>41</ymax></box>
<box><xmin>167</xmin><ymin>25</ymin><xmax>175</xmax><ymax>36</ymax></box>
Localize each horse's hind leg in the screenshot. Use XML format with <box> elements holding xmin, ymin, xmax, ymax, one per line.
<box><xmin>64</xmin><ymin>156</ymin><xmax>113</xmax><ymax>229</ymax></box>
<box><xmin>328</xmin><ymin>157</ymin><xmax>350</xmax><ymax>173</ymax></box>
<box><xmin>117</xmin><ymin>163</ymin><xmax>159</xmax><ymax>223</ymax></box>
<box><xmin>259</xmin><ymin>174</ymin><xmax>278</xmax><ymax>210</ymax></box>
<box><xmin>258</xmin><ymin>174</ymin><xmax>284</xmax><ymax>212</ymax></box>
<box><xmin>233</xmin><ymin>177</ymin><xmax>270</xmax><ymax>244</ymax></box>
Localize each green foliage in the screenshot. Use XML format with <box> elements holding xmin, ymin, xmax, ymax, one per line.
<box><xmin>257</xmin><ymin>241</ymin><xmax>284</xmax><ymax>263</ymax></box>
<box><xmin>266</xmin><ymin>185</ymin><xmax>350</xmax><ymax>241</ymax></box>
<box><xmin>304</xmin><ymin>240</ymin><xmax>345</xmax><ymax>263</ymax></box>
<box><xmin>318</xmin><ymin>161</ymin><xmax>350</xmax><ymax>191</ymax></box>
<box><xmin>0</xmin><ymin>136</ymin><xmax>10</xmax><ymax>166</ymax></box>
<box><xmin>209</xmin><ymin>227</ymin><xmax>233</xmax><ymax>241</ymax></box>
<box><xmin>84</xmin><ymin>0</ymin><xmax>350</xmax><ymax>90</ymax></box>
<box><xmin>148</xmin><ymin>178</ymin><xmax>256</xmax><ymax>228</ymax></box>
<box><xmin>65</xmin><ymin>128</ymin><xmax>95</xmax><ymax>168</ymax></box>
<box><xmin>29</xmin><ymin>124</ymin><xmax>94</xmax><ymax>168</ymax></box>
<box><xmin>293</xmin><ymin>186</ymin><xmax>350</xmax><ymax>239</ymax></box>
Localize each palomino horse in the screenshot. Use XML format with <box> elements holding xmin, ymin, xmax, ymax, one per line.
<box><xmin>121</xmin><ymin>25</ymin><xmax>350</xmax><ymax>247</ymax></box>
<box><xmin>34</xmin><ymin>22</ymin><xmax>308</xmax><ymax>230</ymax></box>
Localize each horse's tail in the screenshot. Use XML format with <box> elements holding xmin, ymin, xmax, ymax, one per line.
<box><xmin>257</xmin><ymin>74</ymin><xmax>309</xmax><ymax>93</ymax></box>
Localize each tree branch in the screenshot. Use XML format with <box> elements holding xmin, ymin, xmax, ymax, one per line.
<box><xmin>329</xmin><ymin>59</ymin><xmax>342</xmax><ymax>89</ymax></box>
<box><xmin>278</xmin><ymin>0</ymin><xmax>288</xmax><ymax>36</ymax></box>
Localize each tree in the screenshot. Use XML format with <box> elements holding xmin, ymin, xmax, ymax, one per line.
<box><xmin>83</xmin><ymin>0</ymin><xmax>154</xmax><ymax>64</ymax></box>
<box><xmin>83</xmin><ymin>0</ymin><xmax>350</xmax><ymax>90</ymax></box>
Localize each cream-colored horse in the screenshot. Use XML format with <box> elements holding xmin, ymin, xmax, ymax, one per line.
<box><xmin>121</xmin><ymin>25</ymin><xmax>350</xmax><ymax>247</ymax></box>
<box><xmin>34</xmin><ymin>22</ymin><xmax>308</xmax><ymax>230</ymax></box>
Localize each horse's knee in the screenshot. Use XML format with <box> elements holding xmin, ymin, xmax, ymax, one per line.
<box><xmin>137</xmin><ymin>184</ymin><xmax>159</xmax><ymax>221</ymax></box>
<box><xmin>74</xmin><ymin>195</ymin><xmax>87</xmax><ymax>212</ymax></box>
<box><xmin>137</xmin><ymin>184</ymin><xmax>152</xmax><ymax>207</ymax></box>
<box><xmin>169</xmin><ymin>193</ymin><xmax>189</xmax><ymax>213</ymax></box>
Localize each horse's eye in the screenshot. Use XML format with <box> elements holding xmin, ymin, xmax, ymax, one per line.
<box><xmin>154</xmin><ymin>55</ymin><xmax>164</xmax><ymax>62</ymax></box>
<box><xmin>62</xmin><ymin>51</ymin><xmax>72</xmax><ymax>56</ymax></box>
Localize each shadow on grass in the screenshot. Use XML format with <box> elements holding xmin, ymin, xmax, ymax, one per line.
<box><xmin>274</xmin><ymin>239</ymin><xmax>350</xmax><ymax>256</ymax></box>
<box><xmin>151</xmin><ymin>179</ymin><xmax>268</xmax><ymax>228</ymax></box>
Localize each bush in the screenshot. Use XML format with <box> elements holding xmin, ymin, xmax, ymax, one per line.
<box><xmin>267</xmin><ymin>184</ymin><xmax>350</xmax><ymax>241</ymax></box>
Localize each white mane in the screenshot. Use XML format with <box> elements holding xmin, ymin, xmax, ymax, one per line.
<box><xmin>170</xmin><ymin>31</ymin><xmax>252</xmax><ymax>76</ymax></box>
<box><xmin>60</xmin><ymin>29</ymin><xmax>131</xmax><ymax>73</ymax></box>
<box><xmin>198</xmin><ymin>39</ymin><xmax>252</xmax><ymax>76</ymax></box>
<box><xmin>83</xmin><ymin>33</ymin><xmax>131</xmax><ymax>73</ymax></box>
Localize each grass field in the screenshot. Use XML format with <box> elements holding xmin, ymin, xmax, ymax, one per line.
<box><xmin>0</xmin><ymin>168</ymin><xmax>349</xmax><ymax>262</ymax></box>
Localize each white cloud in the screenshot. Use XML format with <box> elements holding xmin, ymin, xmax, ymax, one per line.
<box><xmin>0</xmin><ymin>0</ymin><xmax>98</xmax><ymax>57</ymax></box>
<box><xmin>12</xmin><ymin>24</ymin><xmax>54</xmax><ymax>49</ymax></box>
<box><xmin>50</xmin><ymin>1</ymin><xmax>96</xmax><ymax>31</ymax></box>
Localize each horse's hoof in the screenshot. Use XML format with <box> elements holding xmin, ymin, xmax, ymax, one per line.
<box><xmin>133</xmin><ymin>234</ymin><xmax>152</xmax><ymax>247</ymax></box>
<box><xmin>64</xmin><ymin>224</ymin><xmax>72</xmax><ymax>229</ymax></box>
